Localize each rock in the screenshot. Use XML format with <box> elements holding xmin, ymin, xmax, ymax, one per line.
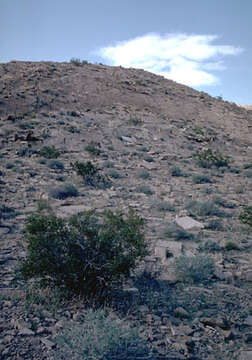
<box><xmin>18</xmin><ymin>328</ymin><xmax>35</xmax><ymax>336</ymax></box>
<box><xmin>155</xmin><ymin>240</ymin><xmax>182</xmax><ymax>263</ymax></box>
<box><xmin>174</xmin><ymin>307</ymin><xmax>190</xmax><ymax>319</ymax></box>
<box><xmin>239</xmin><ymin>351</ymin><xmax>252</xmax><ymax>360</ymax></box>
<box><xmin>40</xmin><ymin>338</ymin><xmax>56</xmax><ymax>349</ymax></box>
<box><xmin>175</xmin><ymin>216</ymin><xmax>204</xmax><ymax>230</ymax></box>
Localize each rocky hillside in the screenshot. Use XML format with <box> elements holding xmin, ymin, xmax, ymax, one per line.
<box><xmin>0</xmin><ymin>60</ymin><xmax>252</xmax><ymax>359</ymax></box>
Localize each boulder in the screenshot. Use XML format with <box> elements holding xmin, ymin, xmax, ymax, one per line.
<box><xmin>175</xmin><ymin>216</ymin><xmax>204</xmax><ymax>230</ymax></box>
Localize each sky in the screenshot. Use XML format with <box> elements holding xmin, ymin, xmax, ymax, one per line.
<box><xmin>0</xmin><ymin>0</ymin><xmax>251</xmax><ymax>104</ymax></box>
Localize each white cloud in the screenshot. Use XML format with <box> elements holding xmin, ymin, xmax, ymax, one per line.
<box><xmin>98</xmin><ymin>33</ymin><xmax>243</xmax><ymax>87</ymax></box>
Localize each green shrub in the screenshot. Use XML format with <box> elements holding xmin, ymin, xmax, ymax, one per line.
<box><xmin>20</xmin><ymin>208</ymin><xmax>148</xmax><ymax>296</ymax></box>
<box><xmin>143</xmin><ymin>155</ymin><xmax>154</xmax><ymax>163</ymax></box>
<box><xmin>47</xmin><ymin>159</ymin><xmax>64</xmax><ymax>170</ymax></box>
<box><xmin>136</xmin><ymin>185</ymin><xmax>154</xmax><ymax>195</ymax></box>
<box><xmin>245</xmin><ymin>170</ymin><xmax>252</xmax><ymax>178</ymax></box>
<box><xmin>205</xmin><ymin>219</ymin><xmax>224</xmax><ymax>231</ymax></box>
<box><xmin>198</xmin><ymin>240</ymin><xmax>222</xmax><ymax>252</ymax></box>
<box><xmin>18</xmin><ymin>146</ymin><xmax>36</xmax><ymax>157</ymax></box>
<box><xmin>70</xmin><ymin>57</ymin><xmax>82</xmax><ymax>66</ymax></box>
<box><xmin>55</xmin><ymin>309</ymin><xmax>151</xmax><ymax>360</ymax></box>
<box><xmin>239</xmin><ymin>206</ymin><xmax>252</xmax><ymax>227</ymax></box>
<box><xmin>170</xmin><ymin>166</ymin><xmax>183</xmax><ymax>177</ymax></box>
<box><xmin>103</xmin><ymin>161</ymin><xmax>114</xmax><ymax>168</ymax></box>
<box><xmin>195</xmin><ymin>149</ymin><xmax>229</xmax><ymax>168</ymax></box>
<box><xmin>136</xmin><ymin>169</ymin><xmax>150</xmax><ymax>179</ymax></box>
<box><xmin>192</xmin><ymin>174</ymin><xmax>212</xmax><ymax>184</ymax></box>
<box><xmin>5</xmin><ymin>162</ymin><xmax>15</xmax><ymax>169</ymax></box>
<box><xmin>49</xmin><ymin>184</ymin><xmax>79</xmax><ymax>199</ymax></box>
<box><xmin>185</xmin><ymin>200</ymin><xmax>225</xmax><ymax>217</ymax></box>
<box><xmin>212</xmin><ymin>196</ymin><xmax>236</xmax><ymax>209</ymax></box>
<box><xmin>127</xmin><ymin>116</ymin><xmax>143</xmax><ymax>126</ymax></box>
<box><xmin>225</xmin><ymin>241</ymin><xmax>239</xmax><ymax>251</ymax></box>
<box><xmin>85</xmin><ymin>141</ymin><xmax>101</xmax><ymax>156</ymax></box>
<box><xmin>105</xmin><ymin>168</ymin><xmax>122</xmax><ymax>179</ymax></box>
<box><xmin>39</xmin><ymin>146</ymin><xmax>60</xmax><ymax>159</ymax></box>
<box><xmin>71</xmin><ymin>161</ymin><xmax>111</xmax><ymax>188</ymax></box>
<box><xmin>175</xmin><ymin>254</ymin><xmax>215</xmax><ymax>284</ymax></box>
<box><xmin>156</xmin><ymin>201</ymin><xmax>175</xmax><ymax>212</ymax></box>
<box><xmin>163</xmin><ymin>223</ymin><xmax>194</xmax><ymax>240</ymax></box>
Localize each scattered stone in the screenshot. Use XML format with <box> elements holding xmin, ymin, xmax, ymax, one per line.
<box><xmin>40</xmin><ymin>338</ymin><xmax>56</xmax><ymax>349</ymax></box>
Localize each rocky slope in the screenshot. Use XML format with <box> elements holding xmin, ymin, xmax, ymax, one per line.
<box><xmin>0</xmin><ymin>60</ymin><xmax>252</xmax><ymax>359</ymax></box>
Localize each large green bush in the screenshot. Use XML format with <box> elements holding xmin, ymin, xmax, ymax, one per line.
<box><xmin>20</xmin><ymin>209</ymin><xmax>148</xmax><ymax>296</ymax></box>
<box><xmin>54</xmin><ymin>309</ymin><xmax>152</xmax><ymax>360</ymax></box>
<box><xmin>71</xmin><ymin>161</ymin><xmax>111</xmax><ymax>188</ymax></box>
<box><xmin>239</xmin><ymin>205</ymin><xmax>252</xmax><ymax>228</ymax></box>
<box><xmin>194</xmin><ymin>149</ymin><xmax>229</xmax><ymax>168</ymax></box>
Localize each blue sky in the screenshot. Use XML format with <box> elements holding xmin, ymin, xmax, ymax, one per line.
<box><xmin>1</xmin><ymin>0</ymin><xmax>251</xmax><ymax>104</ymax></box>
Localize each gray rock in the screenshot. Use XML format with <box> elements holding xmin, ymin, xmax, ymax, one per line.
<box><xmin>155</xmin><ymin>240</ymin><xmax>182</xmax><ymax>264</ymax></box>
<box><xmin>175</xmin><ymin>216</ymin><xmax>204</xmax><ymax>230</ymax></box>
<box><xmin>244</xmin><ymin>316</ymin><xmax>252</xmax><ymax>327</ymax></box>
<box><xmin>174</xmin><ymin>307</ymin><xmax>190</xmax><ymax>319</ymax></box>
<box><xmin>18</xmin><ymin>328</ymin><xmax>35</xmax><ymax>336</ymax></box>
<box><xmin>40</xmin><ymin>338</ymin><xmax>55</xmax><ymax>349</ymax></box>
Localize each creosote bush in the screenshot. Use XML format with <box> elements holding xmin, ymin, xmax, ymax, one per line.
<box><xmin>20</xmin><ymin>208</ymin><xmax>148</xmax><ymax>296</ymax></box>
<box><xmin>195</xmin><ymin>149</ymin><xmax>229</xmax><ymax>168</ymax></box>
<box><xmin>39</xmin><ymin>145</ymin><xmax>60</xmax><ymax>159</ymax></box>
<box><xmin>49</xmin><ymin>184</ymin><xmax>79</xmax><ymax>199</ymax></box>
<box><xmin>239</xmin><ymin>206</ymin><xmax>252</xmax><ymax>228</ymax></box>
<box><xmin>71</xmin><ymin>161</ymin><xmax>111</xmax><ymax>188</ymax></box>
<box><xmin>55</xmin><ymin>309</ymin><xmax>152</xmax><ymax>360</ymax></box>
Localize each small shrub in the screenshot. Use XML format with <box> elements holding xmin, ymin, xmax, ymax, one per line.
<box><xmin>170</xmin><ymin>166</ymin><xmax>183</xmax><ymax>177</ymax></box>
<box><xmin>71</xmin><ymin>161</ymin><xmax>111</xmax><ymax>188</ymax></box>
<box><xmin>143</xmin><ymin>155</ymin><xmax>154</xmax><ymax>163</ymax></box>
<box><xmin>163</xmin><ymin>223</ymin><xmax>194</xmax><ymax>240</ymax></box>
<box><xmin>39</xmin><ymin>146</ymin><xmax>60</xmax><ymax>159</ymax></box>
<box><xmin>127</xmin><ymin>116</ymin><xmax>143</xmax><ymax>126</ymax></box>
<box><xmin>55</xmin><ymin>309</ymin><xmax>151</xmax><ymax>360</ymax></box>
<box><xmin>47</xmin><ymin>159</ymin><xmax>64</xmax><ymax>170</ymax></box>
<box><xmin>136</xmin><ymin>185</ymin><xmax>154</xmax><ymax>195</ymax></box>
<box><xmin>5</xmin><ymin>162</ymin><xmax>15</xmax><ymax>169</ymax></box>
<box><xmin>185</xmin><ymin>200</ymin><xmax>225</xmax><ymax>217</ymax></box>
<box><xmin>70</xmin><ymin>57</ymin><xmax>82</xmax><ymax>66</ymax></box>
<box><xmin>195</xmin><ymin>149</ymin><xmax>229</xmax><ymax>168</ymax></box>
<box><xmin>175</xmin><ymin>254</ymin><xmax>215</xmax><ymax>284</ymax></box>
<box><xmin>20</xmin><ymin>208</ymin><xmax>148</xmax><ymax>296</ymax></box>
<box><xmin>18</xmin><ymin>146</ymin><xmax>36</xmax><ymax>157</ymax></box>
<box><xmin>85</xmin><ymin>141</ymin><xmax>101</xmax><ymax>156</ymax></box>
<box><xmin>198</xmin><ymin>240</ymin><xmax>222</xmax><ymax>252</ymax></box>
<box><xmin>49</xmin><ymin>184</ymin><xmax>79</xmax><ymax>199</ymax></box>
<box><xmin>206</xmin><ymin>219</ymin><xmax>224</xmax><ymax>231</ymax></box>
<box><xmin>105</xmin><ymin>168</ymin><xmax>122</xmax><ymax>179</ymax></box>
<box><xmin>0</xmin><ymin>204</ymin><xmax>17</xmax><ymax>221</ymax></box>
<box><xmin>192</xmin><ymin>174</ymin><xmax>212</xmax><ymax>184</ymax></box>
<box><xmin>156</xmin><ymin>201</ymin><xmax>175</xmax><ymax>212</ymax></box>
<box><xmin>229</xmin><ymin>167</ymin><xmax>241</xmax><ymax>174</ymax></box>
<box><xmin>212</xmin><ymin>196</ymin><xmax>236</xmax><ymax>209</ymax></box>
<box><xmin>103</xmin><ymin>161</ymin><xmax>114</xmax><ymax>168</ymax></box>
<box><xmin>245</xmin><ymin>170</ymin><xmax>252</xmax><ymax>178</ymax></box>
<box><xmin>225</xmin><ymin>241</ymin><xmax>239</xmax><ymax>251</ymax></box>
<box><xmin>239</xmin><ymin>206</ymin><xmax>252</xmax><ymax>228</ymax></box>
<box><xmin>138</xmin><ymin>146</ymin><xmax>149</xmax><ymax>152</ymax></box>
<box><xmin>244</xmin><ymin>163</ymin><xmax>252</xmax><ymax>169</ymax></box>
<box><xmin>137</xmin><ymin>169</ymin><xmax>150</xmax><ymax>179</ymax></box>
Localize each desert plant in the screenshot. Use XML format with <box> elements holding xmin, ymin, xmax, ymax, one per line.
<box><xmin>163</xmin><ymin>223</ymin><xmax>194</xmax><ymax>240</ymax></box>
<box><xmin>55</xmin><ymin>309</ymin><xmax>152</xmax><ymax>360</ymax></box>
<box><xmin>71</xmin><ymin>161</ymin><xmax>111</xmax><ymax>188</ymax></box>
<box><xmin>212</xmin><ymin>196</ymin><xmax>236</xmax><ymax>209</ymax></box>
<box><xmin>136</xmin><ymin>169</ymin><xmax>150</xmax><ymax>179</ymax></box>
<box><xmin>175</xmin><ymin>254</ymin><xmax>215</xmax><ymax>284</ymax></box>
<box><xmin>170</xmin><ymin>166</ymin><xmax>187</xmax><ymax>177</ymax></box>
<box><xmin>198</xmin><ymin>240</ymin><xmax>222</xmax><ymax>252</ymax></box>
<box><xmin>70</xmin><ymin>57</ymin><xmax>82</xmax><ymax>66</ymax></box>
<box><xmin>195</xmin><ymin>149</ymin><xmax>229</xmax><ymax>168</ymax></box>
<box><xmin>49</xmin><ymin>184</ymin><xmax>79</xmax><ymax>199</ymax></box>
<box><xmin>192</xmin><ymin>174</ymin><xmax>212</xmax><ymax>184</ymax></box>
<box><xmin>156</xmin><ymin>201</ymin><xmax>175</xmax><ymax>212</ymax></box>
<box><xmin>205</xmin><ymin>219</ymin><xmax>224</xmax><ymax>231</ymax></box>
<box><xmin>136</xmin><ymin>185</ymin><xmax>154</xmax><ymax>195</ymax></box>
<box><xmin>225</xmin><ymin>241</ymin><xmax>239</xmax><ymax>251</ymax></box>
<box><xmin>143</xmin><ymin>155</ymin><xmax>155</xmax><ymax>163</ymax></box>
<box><xmin>47</xmin><ymin>159</ymin><xmax>64</xmax><ymax>170</ymax></box>
<box><xmin>20</xmin><ymin>208</ymin><xmax>148</xmax><ymax>296</ymax></box>
<box><xmin>85</xmin><ymin>141</ymin><xmax>101</xmax><ymax>156</ymax></box>
<box><xmin>239</xmin><ymin>206</ymin><xmax>252</xmax><ymax>228</ymax></box>
<box><xmin>39</xmin><ymin>145</ymin><xmax>60</xmax><ymax>159</ymax></box>
<box><xmin>185</xmin><ymin>200</ymin><xmax>225</xmax><ymax>218</ymax></box>
<box><xmin>105</xmin><ymin>169</ymin><xmax>122</xmax><ymax>179</ymax></box>
<box><xmin>245</xmin><ymin>170</ymin><xmax>252</xmax><ymax>178</ymax></box>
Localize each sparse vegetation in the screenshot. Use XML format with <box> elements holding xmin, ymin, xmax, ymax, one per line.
<box><xmin>136</xmin><ymin>185</ymin><xmax>154</xmax><ymax>195</ymax></box>
<box><xmin>186</xmin><ymin>200</ymin><xmax>225</xmax><ymax>218</ymax></box>
<box><xmin>225</xmin><ymin>241</ymin><xmax>239</xmax><ymax>251</ymax></box>
<box><xmin>195</xmin><ymin>149</ymin><xmax>229</xmax><ymax>168</ymax></box>
<box><xmin>20</xmin><ymin>208</ymin><xmax>148</xmax><ymax>296</ymax></box>
<box><xmin>71</xmin><ymin>161</ymin><xmax>111</xmax><ymax>188</ymax></box>
<box><xmin>192</xmin><ymin>174</ymin><xmax>212</xmax><ymax>184</ymax></box>
<box><xmin>39</xmin><ymin>145</ymin><xmax>60</xmax><ymax>159</ymax></box>
<box><xmin>49</xmin><ymin>183</ymin><xmax>79</xmax><ymax>199</ymax></box>
<box><xmin>175</xmin><ymin>254</ymin><xmax>215</xmax><ymax>284</ymax></box>
<box><xmin>136</xmin><ymin>169</ymin><xmax>150</xmax><ymax>179</ymax></box>
<box><xmin>85</xmin><ymin>141</ymin><xmax>102</xmax><ymax>156</ymax></box>
<box><xmin>239</xmin><ymin>205</ymin><xmax>252</xmax><ymax>228</ymax></box>
<box><xmin>55</xmin><ymin>309</ymin><xmax>152</xmax><ymax>360</ymax></box>
<box><xmin>163</xmin><ymin>223</ymin><xmax>194</xmax><ymax>240</ymax></box>
<box><xmin>47</xmin><ymin>159</ymin><xmax>64</xmax><ymax>170</ymax></box>
<box><xmin>156</xmin><ymin>200</ymin><xmax>175</xmax><ymax>212</ymax></box>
